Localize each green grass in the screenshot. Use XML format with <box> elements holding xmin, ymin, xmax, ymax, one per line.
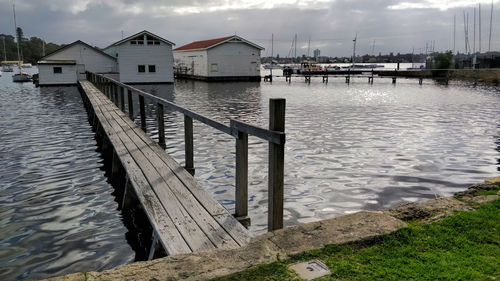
<box><xmin>214</xmin><ymin>199</ymin><xmax>500</xmax><ymax>281</ymax></box>
<box><xmin>478</xmin><ymin>189</ymin><xmax>500</xmax><ymax>196</ymax></box>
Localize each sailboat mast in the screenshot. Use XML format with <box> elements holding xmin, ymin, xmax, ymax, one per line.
<box><xmin>488</xmin><ymin>0</ymin><xmax>493</xmax><ymax>52</ymax></box>
<box><xmin>352</xmin><ymin>33</ymin><xmax>357</xmax><ymax>64</ymax></box>
<box><xmin>453</xmin><ymin>14</ymin><xmax>456</xmax><ymax>53</ymax></box>
<box><xmin>479</xmin><ymin>3</ymin><xmax>482</xmax><ymax>52</ymax></box>
<box><xmin>307</xmin><ymin>36</ymin><xmax>310</xmax><ymax>57</ymax></box>
<box><xmin>13</xmin><ymin>3</ymin><xmax>21</xmax><ymax>64</ymax></box>
<box><xmin>271</xmin><ymin>33</ymin><xmax>274</xmax><ymax>58</ymax></box>
<box><xmin>474</xmin><ymin>6</ymin><xmax>476</xmax><ymax>53</ymax></box>
<box><xmin>2</xmin><ymin>36</ymin><xmax>6</xmax><ymax>62</ymax></box>
<box><xmin>294</xmin><ymin>34</ymin><xmax>297</xmax><ymax>59</ymax></box>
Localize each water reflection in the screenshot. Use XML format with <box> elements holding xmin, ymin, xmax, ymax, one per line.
<box><xmin>0</xmin><ymin>80</ymin><xmax>134</xmax><ymax>281</ymax></box>
<box><xmin>138</xmin><ymin>78</ymin><xmax>499</xmax><ymax>233</ymax></box>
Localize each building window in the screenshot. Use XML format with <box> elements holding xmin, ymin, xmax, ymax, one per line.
<box><xmin>210</xmin><ymin>63</ymin><xmax>218</xmax><ymax>72</ymax></box>
<box><xmin>138</xmin><ymin>65</ymin><xmax>145</xmax><ymax>73</ymax></box>
<box><xmin>53</xmin><ymin>67</ymin><xmax>62</xmax><ymax>74</ymax></box>
<box><xmin>148</xmin><ymin>65</ymin><xmax>156</xmax><ymax>72</ymax></box>
<box><xmin>146</xmin><ymin>35</ymin><xmax>160</xmax><ymax>45</ymax></box>
<box><xmin>131</xmin><ymin>35</ymin><xmax>144</xmax><ymax>45</ymax></box>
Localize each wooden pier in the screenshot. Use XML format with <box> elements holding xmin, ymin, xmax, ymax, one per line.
<box><xmin>80</xmin><ymin>72</ymin><xmax>286</xmax><ymax>258</ymax></box>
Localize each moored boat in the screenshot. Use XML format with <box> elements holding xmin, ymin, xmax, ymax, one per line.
<box><xmin>2</xmin><ymin>64</ymin><xmax>14</xmax><ymax>72</ymax></box>
<box><xmin>12</xmin><ymin>71</ymin><xmax>32</xmax><ymax>82</ymax></box>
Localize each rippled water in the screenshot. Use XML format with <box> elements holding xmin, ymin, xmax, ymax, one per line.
<box><xmin>133</xmin><ymin>76</ymin><xmax>500</xmax><ymax>234</ymax></box>
<box><xmin>0</xmin><ymin>69</ymin><xmax>134</xmax><ymax>281</ymax></box>
<box><xmin>1</xmin><ymin>69</ymin><xmax>499</xmax><ymax>280</ymax></box>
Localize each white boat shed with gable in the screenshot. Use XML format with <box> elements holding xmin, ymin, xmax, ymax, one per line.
<box><xmin>173</xmin><ymin>35</ymin><xmax>264</xmax><ymax>81</ymax></box>
<box><xmin>104</xmin><ymin>30</ymin><xmax>175</xmax><ymax>84</ymax></box>
<box><xmin>37</xmin><ymin>40</ymin><xmax>117</xmax><ymax>86</ymax></box>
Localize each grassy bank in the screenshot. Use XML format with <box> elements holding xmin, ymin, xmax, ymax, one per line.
<box><xmin>215</xmin><ymin>199</ymin><xmax>500</xmax><ymax>281</ymax></box>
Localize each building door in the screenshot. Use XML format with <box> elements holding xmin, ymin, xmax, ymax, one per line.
<box><xmin>76</xmin><ymin>64</ymin><xmax>86</xmax><ymax>81</ymax></box>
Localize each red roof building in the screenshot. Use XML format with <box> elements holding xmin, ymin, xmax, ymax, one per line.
<box><xmin>173</xmin><ymin>35</ymin><xmax>264</xmax><ymax>81</ymax></box>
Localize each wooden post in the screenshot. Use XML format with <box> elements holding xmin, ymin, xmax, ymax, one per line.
<box><xmin>268</xmin><ymin>98</ymin><xmax>285</xmax><ymax>231</ymax></box>
<box><xmin>235</xmin><ymin>130</ymin><xmax>249</xmax><ymax>223</ymax></box>
<box><xmin>157</xmin><ymin>103</ymin><xmax>166</xmax><ymax>149</ymax></box>
<box><xmin>139</xmin><ymin>95</ymin><xmax>146</xmax><ymax>132</ymax></box>
<box><xmin>111</xmin><ymin>83</ymin><xmax>118</xmax><ymax>104</ymax></box>
<box><xmin>128</xmin><ymin>89</ymin><xmax>134</xmax><ymax>120</ymax></box>
<box><xmin>120</xmin><ymin>87</ymin><xmax>125</xmax><ymax>111</ymax></box>
<box><xmin>184</xmin><ymin>115</ymin><xmax>194</xmax><ymax>175</ymax></box>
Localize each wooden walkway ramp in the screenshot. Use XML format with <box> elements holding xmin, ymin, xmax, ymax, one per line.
<box><xmin>79</xmin><ymin>80</ymin><xmax>250</xmax><ymax>257</ymax></box>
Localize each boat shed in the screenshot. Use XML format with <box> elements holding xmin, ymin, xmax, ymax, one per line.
<box><xmin>104</xmin><ymin>30</ymin><xmax>175</xmax><ymax>84</ymax></box>
<box><xmin>37</xmin><ymin>40</ymin><xmax>117</xmax><ymax>86</ymax></box>
<box><xmin>38</xmin><ymin>60</ymin><xmax>77</xmax><ymax>85</ymax></box>
<box><xmin>173</xmin><ymin>35</ymin><xmax>264</xmax><ymax>81</ymax></box>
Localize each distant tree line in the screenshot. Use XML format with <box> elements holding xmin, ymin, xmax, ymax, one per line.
<box><xmin>1</xmin><ymin>28</ymin><xmax>62</xmax><ymax>64</ymax></box>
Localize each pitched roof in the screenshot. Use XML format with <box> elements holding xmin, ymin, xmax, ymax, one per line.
<box><xmin>105</xmin><ymin>30</ymin><xmax>175</xmax><ymax>49</ymax></box>
<box><xmin>39</xmin><ymin>40</ymin><xmax>116</xmax><ymax>61</ymax></box>
<box><xmin>174</xmin><ymin>35</ymin><xmax>264</xmax><ymax>51</ymax></box>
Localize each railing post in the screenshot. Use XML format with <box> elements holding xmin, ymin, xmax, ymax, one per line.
<box><xmin>157</xmin><ymin>103</ymin><xmax>166</xmax><ymax>149</ymax></box>
<box><xmin>139</xmin><ymin>95</ymin><xmax>147</xmax><ymax>132</ymax></box>
<box><xmin>128</xmin><ymin>89</ymin><xmax>134</xmax><ymax>120</ymax></box>
<box><xmin>184</xmin><ymin>115</ymin><xmax>195</xmax><ymax>175</ymax></box>
<box><xmin>235</xmin><ymin>130</ymin><xmax>249</xmax><ymax>226</ymax></box>
<box><xmin>113</xmin><ymin>84</ymin><xmax>118</xmax><ymax>105</ymax></box>
<box><xmin>120</xmin><ymin>87</ymin><xmax>125</xmax><ymax>111</ymax></box>
<box><xmin>268</xmin><ymin>98</ymin><xmax>285</xmax><ymax>231</ymax></box>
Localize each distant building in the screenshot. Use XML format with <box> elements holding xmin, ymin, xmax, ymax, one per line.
<box><xmin>313</xmin><ymin>49</ymin><xmax>320</xmax><ymax>59</ymax></box>
<box><xmin>37</xmin><ymin>40</ymin><xmax>117</xmax><ymax>86</ymax></box>
<box><xmin>316</xmin><ymin>56</ymin><xmax>329</xmax><ymax>63</ymax></box>
<box><xmin>104</xmin><ymin>30</ymin><xmax>175</xmax><ymax>84</ymax></box>
<box><xmin>173</xmin><ymin>35</ymin><xmax>264</xmax><ymax>81</ymax></box>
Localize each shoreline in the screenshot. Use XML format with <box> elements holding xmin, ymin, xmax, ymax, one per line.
<box><xmin>45</xmin><ymin>176</ymin><xmax>500</xmax><ymax>281</ymax></box>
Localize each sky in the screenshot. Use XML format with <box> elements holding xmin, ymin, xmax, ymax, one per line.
<box><xmin>0</xmin><ymin>0</ymin><xmax>499</xmax><ymax>57</ymax></box>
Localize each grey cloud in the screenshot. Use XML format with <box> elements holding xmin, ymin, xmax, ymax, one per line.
<box><xmin>1</xmin><ymin>0</ymin><xmax>499</xmax><ymax>57</ymax></box>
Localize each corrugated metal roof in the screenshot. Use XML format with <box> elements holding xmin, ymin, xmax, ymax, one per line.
<box><xmin>174</xmin><ymin>36</ymin><xmax>234</xmax><ymax>51</ymax></box>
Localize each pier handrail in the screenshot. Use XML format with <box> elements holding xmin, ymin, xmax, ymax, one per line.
<box><xmin>86</xmin><ymin>71</ymin><xmax>286</xmax><ymax>231</ymax></box>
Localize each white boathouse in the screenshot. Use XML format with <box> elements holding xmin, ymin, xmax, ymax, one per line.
<box><xmin>173</xmin><ymin>35</ymin><xmax>264</xmax><ymax>81</ymax></box>
<box><xmin>37</xmin><ymin>40</ymin><xmax>117</xmax><ymax>86</ymax></box>
<box><xmin>104</xmin><ymin>30</ymin><xmax>175</xmax><ymax>84</ymax></box>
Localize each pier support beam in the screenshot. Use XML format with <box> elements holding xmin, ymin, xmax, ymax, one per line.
<box><xmin>139</xmin><ymin>95</ymin><xmax>146</xmax><ymax>132</ymax></box>
<box><xmin>128</xmin><ymin>89</ymin><xmax>134</xmax><ymax>120</ymax></box>
<box><xmin>157</xmin><ymin>103</ymin><xmax>166</xmax><ymax>149</ymax></box>
<box><xmin>184</xmin><ymin>116</ymin><xmax>195</xmax><ymax>175</ymax></box>
<box><xmin>235</xmin><ymin>131</ymin><xmax>249</xmax><ymax>227</ymax></box>
<box><xmin>268</xmin><ymin>98</ymin><xmax>285</xmax><ymax>231</ymax></box>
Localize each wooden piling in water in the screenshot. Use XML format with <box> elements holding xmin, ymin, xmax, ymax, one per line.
<box><xmin>268</xmin><ymin>98</ymin><xmax>285</xmax><ymax>231</ymax></box>
<box><xmin>184</xmin><ymin>116</ymin><xmax>195</xmax><ymax>175</ymax></box>
<box><xmin>235</xmin><ymin>130</ymin><xmax>249</xmax><ymax>225</ymax></box>
<box><xmin>139</xmin><ymin>95</ymin><xmax>146</xmax><ymax>132</ymax></box>
<box><xmin>157</xmin><ymin>103</ymin><xmax>166</xmax><ymax>149</ymax></box>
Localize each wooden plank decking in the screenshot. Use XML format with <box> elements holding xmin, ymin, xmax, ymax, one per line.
<box><xmin>79</xmin><ymin>80</ymin><xmax>250</xmax><ymax>256</ymax></box>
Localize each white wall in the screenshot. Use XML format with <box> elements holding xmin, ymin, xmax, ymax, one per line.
<box><xmin>117</xmin><ymin>36</ymin><xmax>174</xmax><ymax>83</ymax></box>
<box><xmin>38</xmin><ymin>64</ymin><xmax>77</xmax><ymax>85</ymax></box>
<box><xmin>46</xmin><ymin>43</ymin><xmax>117</xmax><ymax>73</ymax></box>
<box><xmin>173</xmin><ymin>50</ymin><xmax>208</xmax><ymax>77</ymax></box>
<box><xmin>207</xmin><ymin>42</ymin><xmax>261</xmax><ymax>77</ymax></box>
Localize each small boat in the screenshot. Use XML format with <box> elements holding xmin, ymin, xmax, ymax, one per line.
<box><xmin>21</xmin><ymin>63</ymin><xmax>32</xmax><ymax>68</ymax></box>
<box><xmin>12</xmin><ymin>71</ymin><xmax>32</xmax><ymax>82</ymax></box>
<box><xmin>2</xmin><ymin>64</ymin><xmax>14</xmax><ymax>72</ymax></box>
<box><xmin>263</xmin><ymin>62</ymin><xmax>282</xmax><ymax>70</ymax></box>
<box><xmin>11</xmin><ymin>3</ymin><xmax>31</xmax><ymax>83</ymax></box>
<box><xmin>285</xmin><ymin>61</ymin><xmax>324</xmax><ymax>74</ymax></box>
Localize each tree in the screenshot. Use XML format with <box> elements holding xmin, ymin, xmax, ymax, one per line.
<box><xmin>434</xmin><ymin>51</ymin><xmax>453</xmax><ymax>69</ymax></box>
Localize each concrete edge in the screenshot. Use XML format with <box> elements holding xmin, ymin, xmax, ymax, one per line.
<box><xmin>44</xmin><ymin>177</ymin><xmax>500</xmax><ymax>281</ymax></box>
